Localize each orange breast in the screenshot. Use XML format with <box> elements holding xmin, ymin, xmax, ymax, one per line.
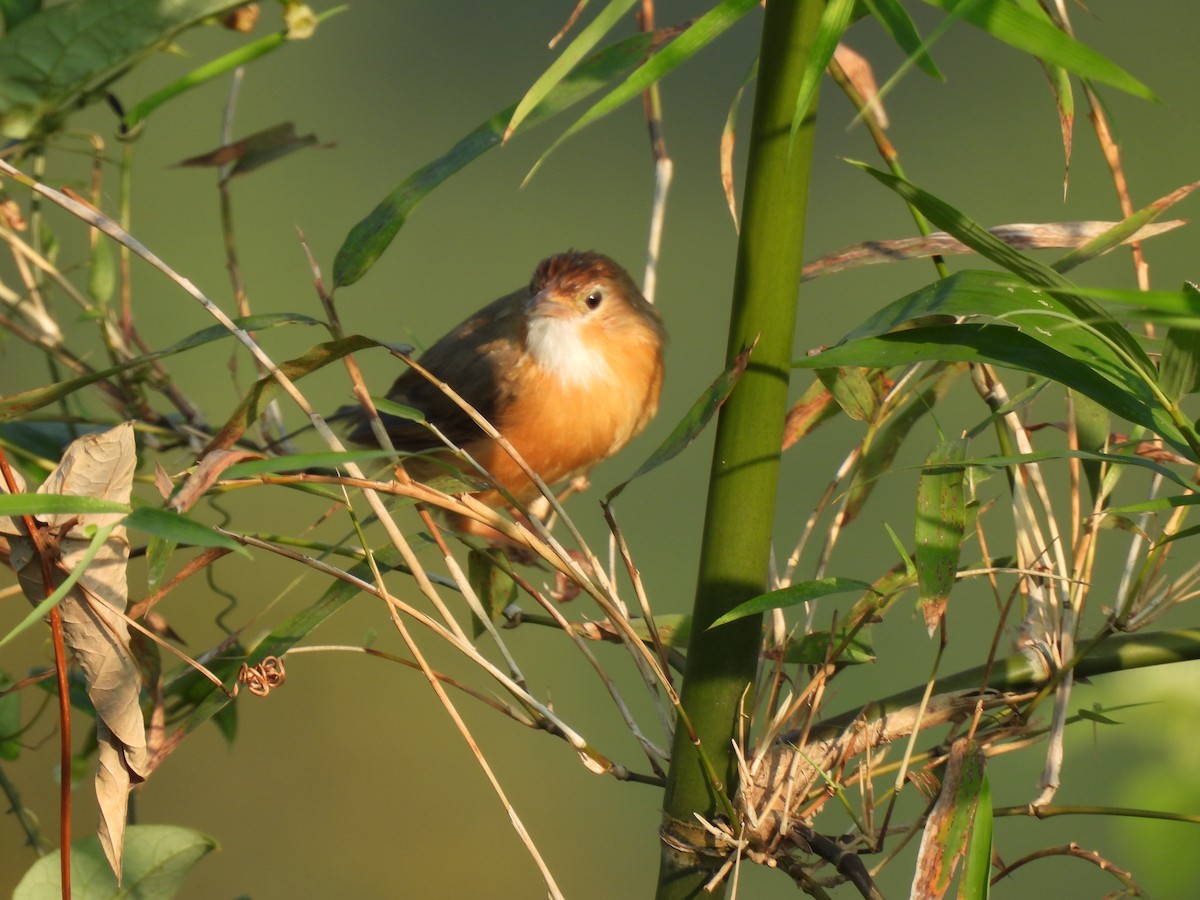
<box><xmin>463</xmin><ymin>336</ymin><xmax>663</xmax><ymax>505</ymax></box>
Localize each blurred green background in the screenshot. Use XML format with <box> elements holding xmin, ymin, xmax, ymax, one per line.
<box><xmin>3</xmin><ymin>2</ymin><xmax>1200</xmax><ymax>897</ymax></box>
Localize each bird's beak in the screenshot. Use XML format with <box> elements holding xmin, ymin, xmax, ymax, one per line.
<box><xmin>526</xmin><ymin>288</ymin><xmax>569</xmax><ymax>320</ymax></box>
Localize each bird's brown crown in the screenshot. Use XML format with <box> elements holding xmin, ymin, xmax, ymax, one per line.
<box><xmin>530</xmin><ymin>250</ymin><xmax>630</xmax><ymax>297</ymax></box>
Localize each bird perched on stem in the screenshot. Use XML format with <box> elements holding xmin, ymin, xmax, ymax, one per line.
<box><xmin>346</xmin><ymin>250</ymin><xmax>665</xmax><ymax>535</ymax></box>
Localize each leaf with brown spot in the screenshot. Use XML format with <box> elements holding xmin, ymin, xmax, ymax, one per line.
<box><xmin>911</xmin><ymin>739</ymin><xmax>987</xmax><ymax>899</ymax></box>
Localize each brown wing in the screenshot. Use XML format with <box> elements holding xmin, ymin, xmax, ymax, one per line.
<box><xmin>345</xmin><ymin>287</ymin><xmax>527</xmax><ymax>450</ymax></box>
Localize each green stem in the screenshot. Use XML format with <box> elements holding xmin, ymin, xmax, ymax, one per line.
<box><xmin>655</xmin><ymin>3</ymin><xmax>822</xmax><ymax>897</ymax></box>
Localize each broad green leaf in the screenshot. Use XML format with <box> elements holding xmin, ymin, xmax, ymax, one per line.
<box><xmin>606</xmin><ymin>340</ymin><xmax>750</xmax><ymax>502</ymax></box>
<box><xmin>0</xmin><ymin>493</ymin><xmax>127</xmax><ymax>516</ymax></box>
<box><xmin>0</xmin><ymin>313</ymin><xmax>322</xmax><ymax>421</ymax></box>
<box><xmin>959</xmin><ymin>763</ymin><xmax>992</xmax><ymax>900</ymax></box>
<box><xmin>921</xmin><ymin>0</ymin><xmax>1156</xmax><ymax>100</ymax></box>
<box><xmin>1158</xmin><ymin>283</ymin><xmax>1200</xmax><ymax>403</ymax></box>
<box><xmin>13</xmin><ymin>824</ymin><xmax>218</xmax><ymax>900</ymax></box>
<box><xmin>912</xmin><ymin>739</ymin><xmax>986</xmax><ymax>898</ymax></box>
<box><xmin>124</xmin><ymin>507</ymin><xmax>250</xmax><ymax>557</ymax></box>
<box><xmin>526</xmin><ymin>0</ymin><xmax>759</xmax><ymax>186</ymax></box>
<box><xmin>916</xmin><ymin>437</ymin><xmax>967</xmax><ymax>633</ymax></box>
<box><xmin>1069</xmin><ymin>389</ymin><xmax>1110</xmax><ymax>505</ymax></box>
<box><xmin>785</xmin><ymin>627</ymin><xmax>876</xmax><ymax>665</ymax></box>
<box><xmin>333</xmin><ymin>29</ymin><xmax>662</xmax><ymax>287</ymax></box>
<box><xmin>0</xmin><ymin>0</ymin><xmax>250</xmax><ymax>139</ymax></box>
<box><xmin>848</xmin><ymin>164</ymin><xmax>1156</xmax><ymax>378</ymax></box>
<box><xmin>122</xmin><ymin>6</ymin><xmax>347</xmax><ymax>129</ymax></box>
<box><xmin>863</xmin><ymin>0</ymin><xmax>943</xmax><ymax>80</ymax></box>
<box><xmin>468</xmin><ymin>548</ymin><xmax>517</xmax><ymax>639</ymax></box>
<box><xmin>0</xmin><ymin>0</ymin><xmax>40</xmax><ymax>32</ymax></box>
<box><xmin>807</xmin><ymin>268</ymin><xmax>1136</xmax><ymax>387</ymax></box>
<box><xmin>504</xmin><ymin>0</ymin><xmax>639</xmax><ymax>139</ymax></box>
<box><xmin>145</xmin><ymin>533</ymin><xmax>176</xmax><ymax>594</ymax></box>
<box><xmin>815</xmin><ymin>366</ymin><xmax>881</xmax><ymax>421</ymax></box>
<box><xmin>790</xmin><ymin>0</ymin><xmax>854</xmax><ymax>143</ymax></box>
<box><xmin>87</xmin><ymin>235</ymin><xmax>114</xmax><ymax>304</ymax></box>
<box><xmin>709</xmin><ymin>577</ymin><xmax>877</xmax><ymax>628</ymax></box>
<box><xmin>798</xmin><ymin>323</ymin><xmax>1189</xmax><ymax>453</ymax></box>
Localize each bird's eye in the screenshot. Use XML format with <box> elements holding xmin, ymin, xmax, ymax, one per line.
<box><xmin>585</xmin><ymin>290</ymin><xmax>603</xmax><ymax>310</ymax></box>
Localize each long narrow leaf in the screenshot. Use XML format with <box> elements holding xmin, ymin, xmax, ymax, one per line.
<box><xmin>863</xmin><ymin>0</ymin><xmax>943</xmax><ymax>80</ymax></box>
<box><xmin>921</xmin><ymin>0</ymin><xmax>1156</xmax><ymax>100</ymax></box>
<box><xmin>524</xmin><ymin>0</ymin><xmax>759</xmax><ymax>186</ymax></box>
<box><xmin>332</xmin><ymin>29</ymin><xmax>662</xmax><ymax>287</ymax></box>
<box><xmin>845</xmin><ymin>172</ymin><xmax>1158</xmax><ymax>376</ymax></box>
<box><xmin>0</xmin><ymin>313</ymin><xmax>322</xmax><ymax>421</ymax></box>
<box><xmin>915</xmin><ymin>437</ymin><xmax>967</xmax><ymax>633</ymax></box>
<box><xmin>790</xmin><ymin>0</ymin><xmax>855</xmax><ymax>144</ymax></box>
<box><xmin>503</xmin><ymin>0</ymin><xmax>639</xmax><ymax>140</ymax></box>
<box><xmin>797</xmin><ymin>323</ymin><xmax>1187</xmax><ymax>451</ymax></box>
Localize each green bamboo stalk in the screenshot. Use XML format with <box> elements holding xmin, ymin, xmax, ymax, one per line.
<box><xmin>655</xmin><ymin>3</ymin><xmax>823</xmax><ymax>897</ymax></box>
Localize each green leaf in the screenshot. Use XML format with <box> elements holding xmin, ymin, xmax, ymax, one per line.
<box><xmin>87</xmin><ymin>231</ymin><xmax>114</xmax><ymax>304</ymax></box>
<box><xmin>958</xmin><ymin>762</ymin><xmax>992</xmax><ymax>899</ymax></box>
<box><xmin>13</xmin><ymin>824</ymin><xmax>218</xmax><ymax>899</ymax></box>
<box><xmin>844</xmin><ymin>363</ymin><xmax>964</xmax><ymax>521</ymax></box>
<box><xmin>815</xmin><ymin>366</ymin><xmax>881</xmax><ymax>421</ymax></box>
<box><xmin>0</xmin><ymin>0</ymin><xmax>251</xmax><ymax>139</ymax></box>
<box><xmin>373</xmin><ymin>397</ymin><xmax>427</xmax><ymax>423</ymax></box>
<box><xmin>801</xmin><ymin>323</ymin><xmax>1188</xmax><ymax>453</ymax></box>
<box><xmin>332</xmin><ymin>29</ymin><xmax>660</xmax><ymax>287</ymax></box>
<box><xmin>709</xmin><ymin>577</ymin><xmax>877</xmax><ymax>628</ymax></box>
<box><xmin>124</xmin><ymin>507</ymin><xmax>250</xmax><ymax>557</ymax></box>
<box><xmin>921</xmin><ymin>0</ymin><xmax>1156</xmax><ymax>100</ymax></box>
<box><xmin>628</xmin><ymin>613</ymin><xmax>691</xmax><ymax>649</ymax></box>
<box><xmin>848</xmin><ymin>164</ymin><xmax>1157</xmax><ymax>380</ymax></box>
<box><xmin>784</xmin><ymin>627</ymin><xmax>876</xmax><ymax>665</ymax></box>
<box><xmin>468</xmin><ymin>548</ymin><xmax>518</xmax><ymax>639</ymax></box>
<box><xmin>863</xmin><ymin>0</ymin><xmax>943</xmax><ymax>80</ymax></box>
<box><xmin>913</xmin><ymin>739</ymin><xmax>986</xmax><ymax>898</ymax></box>
<box><xmin>0</xmin><ymin>671</ymin><xmax>19</xmax><ymax>760</ymax></box>
<box><xmin>0</xmin><ymin>493</ymin><xmax>127</xmax><ymax>516</ymax></box>
<box><xmin>0</xmin><ymin>312</ymin><xmax>323</xmax><ymax>421</ymax></box>
<box><xmin>122</xmin><ymin>6</ymin><xmax>347</xmax><ymax>129</ymax></box>
<box><xmin>0</xmin><ymin>523</ymin><xmax>115</xmax><ymax>647</ymax></box>
<box><xmin>1053</xmin><ymin>182</ymin><xmax>1199</xmax><ymax>274</ymax></box>
<box><xmin>204</xmin><ymin>334</ymin><xmax>385</xmax><ymax>452</ymax></box>
<box><xmin>503</xmin><ymin>0</ymin><xmax>639</xmax><ymax>139</ymax></box>
<box><xmin>790</xmin><ymin>0</ymin><xmax>854</xmax><ymax>143</ymax></box>
<box><xmin>605</xmin><ymin>340</ymin><xmax>750</xmax><ymax>502</ymax></box>
<box><xmin>916</xmin><ymin>437</ymin><xmax>967</xmax><ymax>633</ymax></box>
<box><xmin>526</xmin><ymin>0</ymin><xmax>759</xmax><ymax>186</ymax></box>
<box><xmin>145</xmin><ymin>533</ymin><xmax>176</xmax><ymax>594</ymax></box>
<box><xmin>0</xmin><ymin>0</ymin><xmax>40</xmax><ymax>33</ymax></box>
<box><xmin>1158</xmin><ymin>283</ymin><xmax>1200</xmax><ymax>403</ymax></box>
<box><xmin>1069</xmin><ymin>389</ymin><xmax>1110</xmax><ymax>506</ymax></box>
<box><xmin>221</xmin><ymin>449</ymin><xmax>405</xmax><ymax>478</ymax></box>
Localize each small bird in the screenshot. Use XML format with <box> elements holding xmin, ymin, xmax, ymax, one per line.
<box><xmin>346</xmin><ymin>250</ymin><xmax>665</xmax><ymax>533</ymax></box>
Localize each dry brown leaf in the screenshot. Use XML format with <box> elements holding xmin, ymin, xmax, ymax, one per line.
<box><xmin>833</xmin><ymin>43</ymin><xmax>887</xmax><ymax>128</ymax></box>
<box><xmin>0</xmin><ymin>422</ymin><xmax>147</xmax><ymax>881</ymax></box>
<box><xmin>170</xmin><ymin>448</ymin><xmax>262</xmax><ymax>513</ymax></box>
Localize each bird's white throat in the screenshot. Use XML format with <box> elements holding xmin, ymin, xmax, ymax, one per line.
<box><xmin>526</xmin><ymin>314</ymin><xmax>613</xmax><ymax>386</ymax></box>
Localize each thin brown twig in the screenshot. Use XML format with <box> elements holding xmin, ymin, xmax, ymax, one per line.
<box><xmin>0</xmin><ymin>447</ymin><xmax>71</xmax><ymax>899</ymax></box>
